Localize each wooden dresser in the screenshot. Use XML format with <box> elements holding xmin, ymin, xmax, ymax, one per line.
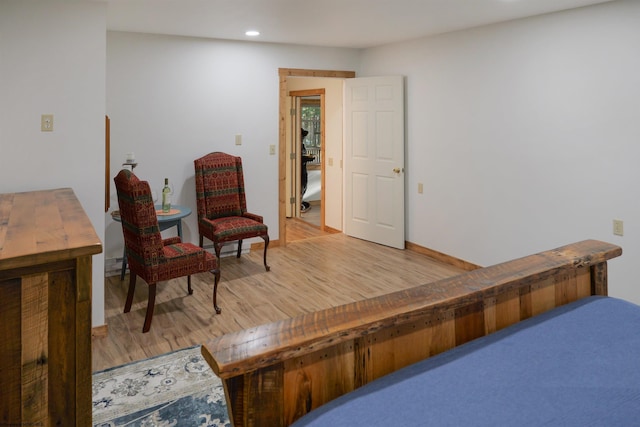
<box><xmin>0</xmin><ymin>188</ymin><xmax>102</xmax><ymax>426</ymax></box>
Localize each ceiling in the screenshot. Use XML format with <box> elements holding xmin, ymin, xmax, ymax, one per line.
<box><xmin>103</xmin><ymin>0</ymin><xmax>615</xmax><ymax>49</ymax></box>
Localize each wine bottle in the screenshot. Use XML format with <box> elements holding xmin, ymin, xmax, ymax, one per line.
<box><xmin>162</xmin><ymin>178</ymin><xmax>171</xmax><ymax>213</ymax></box>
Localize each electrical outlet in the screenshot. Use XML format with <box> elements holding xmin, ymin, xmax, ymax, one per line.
<box><xmin>235</xmin><ymin>134</ymin><xmax>242</xmax><ymax>145</ymax></box>
<box><xmin>269</xmin><ymin>145</ymin><xmax>276</xmax><ymax>155</ymax></box>
<box><xmin>613</xmin><ymin>219</ymin><xmax>624</xmax><ymax>236</ymax></box>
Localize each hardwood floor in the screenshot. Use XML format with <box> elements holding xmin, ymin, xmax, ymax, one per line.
<box><xmin>92</xmin><ymin>225</ymin><xmax>465</xmax><ymax>372</ymax></box>
<box><xmin>299</xmin><ymin>200</ymin><xmax>320</xmax><ymax>227</ymax></box>
<box><xmin>286</xmin><ymin>214</ymin><xmax>335</xmax><ymax>242</ymax></box>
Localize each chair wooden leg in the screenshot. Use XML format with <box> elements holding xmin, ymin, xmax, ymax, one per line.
<box><xmin>262</xmin><ymin>235</ymin><xmax>270</xmax><ymax>272</ymax></box>
<box><xmin>199</xmin><ymin>234</ymin><xmax>204</xmax><ymax>248</ymax></box>
<box><xmin>124</xmin><ymin>273</ymin><xmax>137</xmax><ymax>313</ymax></box>
<box><xmin>236</xmin><ymin>240</ymin><xmax>243</xmax><ymax>258</ymax></box>
<box><xmin>212</xmin><ymin>268</ymin><xmax>222</xmax><ymax>314</ymax></box>
<box><xmin>187</xmin><ymin>275</ymin><xmax>193</xmax><ymax>295</ymax></box>
<box><xmin>142</xmin><ymin>283</ymin><xmax>157</xmax><ymax>333</ymax></box>
<box><xmin>214</xmin><ymin>243</ymin><xmax>223</xmax><ymax>265</ymax></box>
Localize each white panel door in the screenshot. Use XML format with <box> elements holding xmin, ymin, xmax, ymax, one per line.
<box><xmin>344</xmin><ymin>76</ymin><xmax>405</xmax><ymax>249</ymax></box>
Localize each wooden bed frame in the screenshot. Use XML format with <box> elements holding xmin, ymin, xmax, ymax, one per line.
<box><xmin>201</xmin><ymin>240</ymin><xmax>622</xmax><ymax>426</ymax></box>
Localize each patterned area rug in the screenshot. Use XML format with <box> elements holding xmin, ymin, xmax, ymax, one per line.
<box><xmin>92</xmin><ymin>345</ymin><xmax>230</xmax><ymax>427</ymax></box>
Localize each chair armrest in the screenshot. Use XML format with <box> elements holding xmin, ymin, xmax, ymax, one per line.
<box><xmin>243</xmin><ymin>212</ymin><xmax>263</xmax><ymax>223</ymax></box>
<box><xmin>162</xmin><ymin>236</ymin><xmax>182</xmax><ymax>246</ymax></box>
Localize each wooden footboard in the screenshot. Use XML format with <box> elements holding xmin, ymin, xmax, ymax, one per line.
<box><xmin>201</xmin><ymin>240</ymin><xmax>622</xmax><ymax>426</ymax></box>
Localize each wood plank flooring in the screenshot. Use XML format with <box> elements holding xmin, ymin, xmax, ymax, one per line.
<box><xmin>299</xmin><ymin>200</ymin><xmax>320</xmax><ymax>227</ymax></box>
<box><xmin>92</xmin><ymin>222</ymin><xmax>465</xmax><ymax>372</ymax></box>
<box><xmin>286</xmin><ymin>215</ymin><xmax>335</xmax><ymax>242</ymax></box>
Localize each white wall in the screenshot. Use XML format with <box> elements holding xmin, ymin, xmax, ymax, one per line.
<box><xmin>360</xmin><ymin>0</ymin><xmax>640</xmax><ymax>304</ymax></box>
<box><xmin>106</xmin><ymin>32</ymin><xmax>360</xmax><ymax>262</ymax></box>
<box><xmin>0</xmin><ymin>1</ymin><xmax>107</xmax><ymax>325</ymax></box>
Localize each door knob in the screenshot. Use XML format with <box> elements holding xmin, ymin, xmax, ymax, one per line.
<box><xmin>392</xmin><ymin>167</ymin><xmax>403</xmax><ymax>174</ymax></box>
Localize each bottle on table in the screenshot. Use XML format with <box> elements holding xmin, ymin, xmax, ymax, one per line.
<box><xmin>162</xmin><ymin>178</ymin><xmax>171</xmax><ymax>213</ymax></box>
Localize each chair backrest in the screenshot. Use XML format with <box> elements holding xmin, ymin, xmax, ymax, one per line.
<box><xmin>113</xmin><ymin>169</ymin><xmax>164</xmax><ymax>273</ymax></box>
<box><xmin>194</xmin><ymin>152</ymin><xmax>248</xmax><ymax>220</ymax></box>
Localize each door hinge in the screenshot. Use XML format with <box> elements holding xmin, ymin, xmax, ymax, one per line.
<box><xmin>290</xmin><ymin>108</ymin><xmax>296</xmax><ymax>116</ymax></box>
<box><xmin>289</xmin><ymin>197</ymin><xmax>296</xmax><ymax>204</ymax></box>
<box><xmin>290</xmin><ymin>152</ymin><xmax>296</xmax><ymax>160</ymax></box>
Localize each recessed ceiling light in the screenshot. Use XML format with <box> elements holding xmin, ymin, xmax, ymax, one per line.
<box><xmin>245</xmin><ymin>30</ymin><xmax>260</xmax><ymax>37</ymax></box>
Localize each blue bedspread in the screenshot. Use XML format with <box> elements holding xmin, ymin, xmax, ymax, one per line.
<box><xmin>292</xmin><ymin>296</ymin><xmax>640</xmax><ymax>426</ymax></box>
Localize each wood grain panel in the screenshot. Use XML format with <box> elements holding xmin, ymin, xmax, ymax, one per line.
<box><xmin>0</xmin><ymin>189</ymin><xmax>101</xmax><ymax>270</ymax></box>
<box><xmin>530</xmin><ymin>276</ymin><xmax>556</xmax><ymax>316</ymax></box>
<box><xmin>428</xmin><ymin>309</ymin><xmax>456</xmax><ymax>357</ymax></box>
<box><xmin>483</xmin><ymin>296</ymin><xmax>497</xmax><ymax>334</ymax></box>
<box><xmin>48</xmin><ymin>269</ymin><xmax>75</xmax><ymax>425</ymax></box>
<box><xmin>284</xmin><ymin>341</ymin><xmax>353</xmax><ymax>424</ymax></box>
<box><xmin>591</xmin><ymin>262</ymin><xmax>608</xmax><ymax>295</ymax></box>
<box><xmin>0</xmin><ymin>188</ymin><xmax>101</xmax><ymax>426</ymax></box>
<box><xmin>76</xmin><ymin>256</ymin><xmax>93</xmax><ymax>424</ymax></box>
<box><xmin>202</xmin><ymin>239</ymin><xmax>622</xmax><ymax>426</ymax></box>
<box><xmin>223</xmin><ymin>375</ymin><xmax>244</xmax><ymax>427</ymax></box>
<box><xmin>455</xmin><ymin>300</ymin><xmax>484</xmax><ymax>345</ymax></box>
<box><xmin>577</xmin><ymin>267</ymin><xmax>591</xmax><ymax>298</ymax></box>
<box><xmin>0</xmin><ymin>277</ymin><xmax>21</xmax><ymax>423</ymax></box>
<box><xmin>248</xmin><ymin>364</ymin><xmax>284</xmax><ymax>427</ymax></box>
<box><xmin>384</xmin><ymin>319</ymin><xmax>438</xmax><ymax>371</ymax></box>
<box><xmin>21</xmin><ymin>273</ymin><xmax>48</xmax><ymax>424</ymax></box>
<box><xmin>494</xmin><ymin>288</ymin><xmax>520</xmax><ymax>331</ymax></box>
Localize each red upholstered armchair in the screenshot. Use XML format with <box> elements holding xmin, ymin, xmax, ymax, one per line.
<box><xmin>194</xmin><ymin>152</ymin><xmax>270</xmax><ymax>271</ymax></box>
<box><xmin>114</xmin><ymin>169</ymin><xmax>221</xmax><ymax>333</ymax></box>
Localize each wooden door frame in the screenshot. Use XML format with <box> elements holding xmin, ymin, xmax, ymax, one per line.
<box><xmin>278</xmin><ymin>68</ymin><xmax>355</xmax><ymax>246</ymax></box>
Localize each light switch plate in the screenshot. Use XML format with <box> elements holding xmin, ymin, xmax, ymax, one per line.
<box><xmin>41</xmin><ymin>114</ymin><xmax>54</xmax><ymax>132</ymax></box>
<box><xmin>613</xmin><ymin>219</ymin><xmax>624</xmax><ymax>236</ymax></box>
